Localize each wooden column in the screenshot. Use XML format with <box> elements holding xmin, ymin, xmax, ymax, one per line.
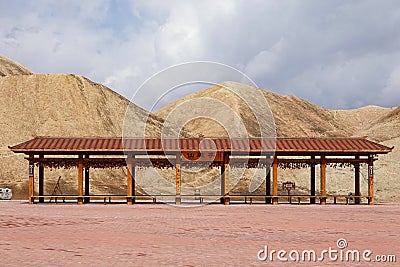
<box><xmin>28</xmin><ymin>155</ymin><xmax>34</xmax><ymax>204</ymax></box>
<box><xmin>38</xmin><ymin>154</ymin><xmax>44</xmax><ymax>203</ymax></box>
<box><xmin>354</xmin><ymin>156</ymin><xmax>360</xmax><ymax>204</ymax></box>
<box><xmin>220</xmin><ymin>162</ymin><xmax>225</xmax><ymax>204</ymax></box>
<box><xmin>132</xmin><ymin>154</ymin><xmax>136</xmax><ymax>203</ymax></box>
<box><xmin>320</xmin><ymin>155</ymin><xmax>326</xmax><ymax>205</ymax></box>
<box><xmin>272</xmin><ymin>156</ymin><xmax>278</xmax><ymax>205</ymax></box>
<box><xmin>84</xmin><ymin>155</ymin><xmax>90</xmax><ymax>203</ymax></box>
<box><xmin>310</xmin><ymin>155</ymin><xmax>316</xmax><ymax>204</ymax></box>
<box><xmin>175</xmin><ymin>153</ymin><xmax>181</xmax><ymax>205</ymax></box>
<box><xmin>77</xmin><ymin>154</ymin><xmax>83</xmax><ymax>205</ymax></box>
<box><xmin>127</xmin><ymin>154</ymin><xmax>135</xmax><ymax>205</ymax></box>
<box><xmin>368</xmin><ymin>155</ymin><xmax>374</xmax><ymax>205</ymax></box>
<box><xmin>223</xmin><ymin>152</ymin><xmax>230</xmax><ymax>205</ymax></box>
<box><xmin>265</xmin><ymin>166</ymin><xmax>271</xmax><ymax>204</ymax></box>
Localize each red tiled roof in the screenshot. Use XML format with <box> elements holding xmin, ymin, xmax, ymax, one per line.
<box><xmin>275</xmin><ymin>138</ymin><xmax>392</xmax><ymax>153</ymax></box>
<box><xmin>9</xmin><ymin>137</ymin><xmax>393</xmax><ymax>155</ymax></box>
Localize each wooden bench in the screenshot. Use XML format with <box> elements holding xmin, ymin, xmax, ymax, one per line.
<box><xmin>32</xmin><ymin>195</ymin><xmax>148</xmax><ymax>204</ymax></box>
<box><xmin>31</xmin><ymin>195</ymin><xmax>77</xmax><ymax>204</ymax></box>
<box><xmin>282</xmin><ymin>195</ymin><xmax>370</xmax><ymax>205</ymax></box>
<box><xmin>29</xmin><ymin>194</ymin><xmax>372</xmax><ymax>205</ymax></box>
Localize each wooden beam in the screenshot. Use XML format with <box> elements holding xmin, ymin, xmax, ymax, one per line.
<box><xmin>326</xmin><ymin>158</ymin><xmax>369</xmax><ymax>164</ymax></box>
<box><xmin>229</xmin><ymin>158</ymin><xmax>273</xmax><ymax>164</ymax></box>
<box><xmin>175</xmin><ymin>153</ymin><xmax>181</xmax><ymax>205</ymax></box>
<box><xmin>320</xmin><ymin>154</ymin><xmax>326</xmax><ymax>205</ymax></box>
<box><xmin>368</xmin><ymin>155</ymin><xmax>374</xmax><ymax>205</ymax></box>
<box><xmin>77</xmin><ymin>155</ymin><xmax>83</xmax><ymax>205</ymax></box>
<box><xmin>310</xmin><ymin>156</ymin><xmax>316</xmax><ymax>204</ymax></box>
<box><xmin>28</xmin><ymin>155</ymin><xmax>34</xmax><ymax>204</ymax></box>
<box><xmin>27</xmin><ymin>157</ymin><xmax>126</xmax><ymax>163</ymax></box>
<box><xmin>355</xmin><ymin>156</ymin><xmax>360</xmax><ymax>204</ymax></box>
<box><xmin>38</xmin><ymin>155</ymin><xmax>44</xmax><ymax>203</ymax></box>
<box><xmin>272</xmin><ymin>156</ymin><xmax>278</xmax><ymax>205</ymax></box>
<box><xmin>277</xmin><ymin>158</ymin><xmax>369</xmax><ymax>164</ymax></box>
<box><xmin>26</xmin><ymin>156</ymin><xmax>371</xmax><ymax>166</ymax></box>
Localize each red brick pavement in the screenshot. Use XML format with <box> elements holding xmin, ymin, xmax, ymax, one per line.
<box><xmin>0</xmin><ymin>201</ymin><xmax>399</xmax><ymax>266</ymax></box>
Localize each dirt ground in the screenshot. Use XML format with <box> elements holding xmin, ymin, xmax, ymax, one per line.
<box><xmin>0</xmin><ymin>201</ymin><xmax>399</xmax><ymax>266</ymax></box>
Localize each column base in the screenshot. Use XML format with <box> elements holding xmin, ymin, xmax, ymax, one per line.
<box><xmin>272</xmin><ymin>197</ymin><xmax>278</xmax><ymax>205</ymax></box>
<box><xmin>77</xmin><ymin>197</ymin><xmax>84</xmax><ymax>205</ymax></box>
<box><xmin>320</xmin><ymin>197</ymin><xmax>326</xmax><ymax>205</ymax></box>
<box><xmin>175</xmin><ymin>196</ymin><xmax>181</xmax><ymax>205</ymax></box>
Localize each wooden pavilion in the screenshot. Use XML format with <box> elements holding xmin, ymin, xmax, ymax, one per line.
<box><xmin>9</xmin><ymin>137</ymin><xmax>393</xmax><ymax>205</ymax></box>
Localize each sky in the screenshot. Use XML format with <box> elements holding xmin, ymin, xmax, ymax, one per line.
<box><xmin>1</xmin><ymin>0</ymin><xmax>399</xmax><ymax>110</ymax></box>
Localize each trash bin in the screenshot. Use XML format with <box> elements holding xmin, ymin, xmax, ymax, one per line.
<box><xmin>348</xmin><ymin>192</ymin><xmax>354</xmax><ymax>204</ymax></box>
<box><xmin>194</xmin><ymin>188</ymin><xmax>200</xmax><ymax>200</ymax></box>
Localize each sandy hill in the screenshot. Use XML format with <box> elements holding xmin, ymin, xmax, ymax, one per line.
<box><xmin>156</xmin><ymin>82</ymin><xmax>399</xmax><ymax>202</ymax></box>
<box><xmin>0</xmin><ymin>73</ymin><xmax>164</xmax><ymax>143</ymax></box>
<box><xmin>156</xmin><ymin>82</ymin><xmax>394</xmax><ymax>138</ymax></box>
<box><xmin>156</xmin><ymin>81</ymin><xmax>277</xmax><ymax>138</ymax></box>
<box><xmin>0</xmin><ymin>72</ymin><xmax>167</xmax><ymax>198</ymax></box>
<box><xmin>333</xmin><ymin>106</ymin><xmax>393</xmax><ymax>137</ymax></box>
<box><xmin>0</xmin><ymin>55</ymin><xmax>398</xmax><ymax>202</ymax></box>
<box><xmin>356</xmin><ymin>106</ymin><xmax>400</xmax><ymax>142</ymax></box>
<box><xmin>0</xmin><ymin>54</ymin><xmax>33</xmax><ymax>76</ymax></box>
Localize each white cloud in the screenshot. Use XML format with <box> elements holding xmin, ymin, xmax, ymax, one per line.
<box><xmin>0</xmin><ymin>0</ymin><xmax>399</xmax><ymax>109</ymax></box>
<box><xmin>245</xmin><ymin>39</ymin><xmax>288</xmax><ymax>80</ymax></box>
<box><xmin>382</xmin><ymin>65</ymin><xmax>400</xmax><ymax>106</ymax></box>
